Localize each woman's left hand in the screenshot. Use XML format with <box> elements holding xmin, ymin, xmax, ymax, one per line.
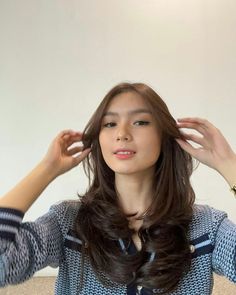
<box><xmin>175</xmin><ymin>117</ymin><xmax>236</xmax><ymax>185</ymax></box>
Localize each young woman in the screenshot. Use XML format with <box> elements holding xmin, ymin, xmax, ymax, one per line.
<box><xmin>0</xmin><ymin>82</ymin><xmax>235</xmax><ymax>295</ymax></box>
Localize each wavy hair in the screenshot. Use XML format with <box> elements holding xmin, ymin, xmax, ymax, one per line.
<box><xmin>73</xmin><ymin>82</ymin><xmax>198</xmax><ymax>294</ymax></box>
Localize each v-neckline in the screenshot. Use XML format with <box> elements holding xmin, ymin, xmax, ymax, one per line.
<box><xmin>128</xmin><ymin>238</ymin><xmax>141</xmax><ymax>253</ymax></box>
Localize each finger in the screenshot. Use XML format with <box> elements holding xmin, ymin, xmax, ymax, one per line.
<box><xmin>57</xmin><ymin>130</ymin><xmax>82</xmax><ymax>144</ymax></box>
<box><xmin>62</xmin><ymin>132</ymin><xmax>83</xmax><ymax>140</ymax></box>
<box><xmin>176</xmin><ymin>117</ymin><xmax>213</xmax><ymax>126</ymax></box>
<box><xmin>66</xmin><ymin>137</ymin><xmax>85</xmax><ymax>148</ymax></box>
<box><xmin>54</xmin><ymin>130</ymin><xmax>75</xmax><ymax>145</ymax></box>
<box><xmin>179</xmin><ymin>131</ymin><xmax>205</xmax><ymax>146</ymax></box>
<box><xmin>61</xmin><ymin>133</ymin><xmax>84</xmax><ymax>149</ymax></box>
<box><xmin>66</xmin><ymin>146</ymin><xmax>84</xmax><ymax>156</ymax></box>
<box><xmin>176</xmin><ymin>117</ymin><xmax>216</xmax><ymax>131</ymax></box>
<box><xmin>71</xmin><ymin>148</ymin><xmax>91</xmax><ymax>166</ymax></box>
<box><xmin>177</xmin><ymin>117</ymin><xmax>206</xmax><ymax>123</ymax></box>
<box><xmin>177</xmin><ymin>121</ymin><xmax>207</xmax><ymax>135</ymax></box>
<box><xmin>175</xmin><ymin>138</ymin><xmax>200</xmax><ymax>158</ymax></box>
<box><xmin>58</xmin><ymin>129</ymin><xmax>79</xmax><ymax>138</ymax></box>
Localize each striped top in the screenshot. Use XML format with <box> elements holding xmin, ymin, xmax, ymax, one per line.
<box><xmin>0</xmin><ymin>200</ymin><xmax>236</xmax><ymax>294</ymax></box>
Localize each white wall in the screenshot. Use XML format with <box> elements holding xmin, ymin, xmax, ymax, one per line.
<box><xmin>0</xmin><ymin>0</ymin><xmax>235</xmax><ymax>276</ymax></box>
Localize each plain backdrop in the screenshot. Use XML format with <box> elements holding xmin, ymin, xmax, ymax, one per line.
<box><xmin>0</xmin><ymin>0</ymin><xmax>235</xmax><ymax>276</ymax></box>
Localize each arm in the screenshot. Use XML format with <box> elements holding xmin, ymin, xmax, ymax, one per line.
<box><xmin>175</xmin><ymin>117</ymin><xmax>236</xmax><ymax>281</ymax></box>
<box><xmin>0</xmin><ymin>162</ymin><xmax>56</xmax><ymax>213</ymax></box>
<box><xmin>0</xmin><ymin>202</ymin><xmax>65</xmax><ymax>287</ymax></box>
<box><xmin>175</xmin><ymin>117</ymin><xmax>236</xmax><ymax>190</ymax></box>
<box><xmin>211</xmin><ymin>207</ymin><xmax>236</xmax><ymax>282</ymax></box>
<box><xmin>0</xmin><ymin>130</ymin><xmax>91</xmax><ymax>213</ymax></box>
<box><xmin>216</xmin><ymin>159</ymin><xmax>236</xmax><ymax>191</ymax></box>
<box><xmin>0</xmin><ymin>129</ymin><xmax>90</xmax><ymax>286</ymax></box>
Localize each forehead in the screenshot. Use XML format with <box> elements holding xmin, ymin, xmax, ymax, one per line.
<box><xmin>103</xmin><ymin>92</ymin><xmax>152</xmax><ymax>117</ymax></box>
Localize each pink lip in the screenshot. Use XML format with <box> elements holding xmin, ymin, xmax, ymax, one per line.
<box><xmin>114</xmin><ymin>153</ymin><xmax>136</xmax><ymax>159</ymax></box>
<box><xmin>114</xmin><ymin>149</ymin><xmax>136</xmax><ymax>154</ymax></box>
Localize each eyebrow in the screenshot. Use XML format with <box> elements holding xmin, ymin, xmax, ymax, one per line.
<box><xmin>102</xmin><ymin>108</ymin><xmax>152</xmax><ymax>117</ymax></box>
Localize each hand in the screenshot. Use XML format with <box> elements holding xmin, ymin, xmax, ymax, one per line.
<box><xmin>41</xmin><ymin>130</ymin><xmax>91</xmax><ymax>178</ymax></box>
<box><xmin>175</xmin><ymin>117</ymin><xmax>236</xmax><ymax>174</ymax></box>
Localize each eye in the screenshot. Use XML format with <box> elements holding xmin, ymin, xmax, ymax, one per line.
<box><xmin>102</xmin><ymin>121</ymin><xmax>150</xmax><ymax>128</ymax></box>
<box><xmin>134</xmin><ymin>121</ymin><xmax>150</xmax><ymax>126</ymax></box>
<box><xmin>103</xmin><ymin>122</ymin><xmax>116</xmax><ymax>128</ymax></box>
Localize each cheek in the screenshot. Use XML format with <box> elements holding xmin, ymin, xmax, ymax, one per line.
<box><xmin>140</xmin><ymin>133</ymin><xmax>161</xmax><ymax>150</ymax></box>
<box><xmin>147</xmin><ymin>146</ymin><xmax>161</xmax><ymax>160</ymax></box>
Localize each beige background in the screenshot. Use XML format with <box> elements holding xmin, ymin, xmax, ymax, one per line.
<box><xmin>0</xmin><ymin>0</ymin><xmax>235</xmax><ymax>292</ymax></box>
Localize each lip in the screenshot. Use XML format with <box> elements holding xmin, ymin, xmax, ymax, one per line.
<box><xmin>114</xmin><ymin>149</ymin><xmax>136</xmax><ymax>154</ymax></box>
<box><xmin>113</xmin><ymin>149</ymin><xmax>136</xmax><ymax>160</ymax></box>
<box><xmin>114</xmin><ymin>153</ymin><xmax>136</xmax><ymax>159</ymax></box>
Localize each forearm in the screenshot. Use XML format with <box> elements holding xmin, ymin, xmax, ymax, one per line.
<box><xmin>217</xmin><ymin>154</ymin><xmax>236</xmax><ymax>188</ymax></box>
<box><xmin>0</xmin><ymin>161</ymin><xmax>57</xmax><ymax>213</ymax></box>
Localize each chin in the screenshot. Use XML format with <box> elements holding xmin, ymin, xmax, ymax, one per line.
<box><xmin>112</xmin><ymin>167</ymin><xmax>145</xmax><ymax>176</ymax></box>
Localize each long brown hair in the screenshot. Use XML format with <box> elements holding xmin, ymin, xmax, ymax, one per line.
<box><xmin>74</xmin><ymin>82</ymin><xmax>198</xmax><ymax>294</ymax></box>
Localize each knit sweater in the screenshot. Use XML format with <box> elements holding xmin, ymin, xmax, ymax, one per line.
<box><xmin>0</xmin><ymin>200</ymin><xmax>235</xmax><ymax>294</ymax></box>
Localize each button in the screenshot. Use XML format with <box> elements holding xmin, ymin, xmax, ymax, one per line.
<box><xmin>190</xmin><ymin>244</ymin><xmax>195</xmax><ymax>253</ymax></box>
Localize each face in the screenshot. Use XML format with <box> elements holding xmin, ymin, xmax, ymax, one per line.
<box><xmin>99</xmin><ymin>92</ymin><xmax>162</xmax><ymax>176</ymax></box>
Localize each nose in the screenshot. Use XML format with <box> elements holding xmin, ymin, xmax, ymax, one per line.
<box><xmin>116</xmin><ymin>125</ymin><xmax>131</xmax><ymax>141</ymax></box>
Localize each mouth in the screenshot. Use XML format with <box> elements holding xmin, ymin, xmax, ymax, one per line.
<box><xmin>114</xmin><ymin>151</ymin><xmax>136</xmax><ymax>154</ymax></box>
<box><xmin>114</xmin><ymin>152</ymin><xmax>136</xmax><ymax>159</ymax></box>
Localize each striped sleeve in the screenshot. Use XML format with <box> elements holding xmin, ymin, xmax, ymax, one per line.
<box><xmin>0</xmin><ymin>208</ymin><xmax>24</xmax><ymax>241</ymax></box>
<box><xmin>211</xmin><ymin>207</ymin><xmax>236</xmax><ymax>283</ymax></box>
<box><xmin>0</xmin><ymin>203</ymin><xmax>64</xmax><ymax>287</ymax></box>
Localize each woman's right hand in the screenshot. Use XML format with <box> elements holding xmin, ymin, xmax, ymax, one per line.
<box><xmin>41</xmin><ymin>130</ymin><xmax>91</xmax><ymax>178</ymax></box>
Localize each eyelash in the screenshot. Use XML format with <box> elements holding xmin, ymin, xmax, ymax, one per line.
<box><xmin>102</xmin><ymin>121</ymin><xmax>150</xmax><ymax>128</ymax></box>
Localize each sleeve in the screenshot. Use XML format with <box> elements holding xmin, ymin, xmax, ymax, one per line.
<box><xmin>211</xmin><ymin>207</ymin><xmax>236</xmax><ymax>283</ymax></box>
<box><xmin>0</xmin><ymin>202</ymin><xmax>65</xmax><ymax>287</ymax></box>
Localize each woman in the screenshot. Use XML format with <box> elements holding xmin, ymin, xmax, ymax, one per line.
<box><xmin>0</xmin><ymin>82</ymin><xmax>235</xmax><ymax>295</ymax></box>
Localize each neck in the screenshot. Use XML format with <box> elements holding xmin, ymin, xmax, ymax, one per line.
<box><xmin>115</xmin><ymin>170</ymin><xmax>154</xmax><ymax>218</ymax></box>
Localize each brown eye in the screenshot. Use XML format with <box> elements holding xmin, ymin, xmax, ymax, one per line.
<box><xmin>103</xmin><ymin>122</ymin><xmax>116</xmax><ymax>128</ymax></box>
<box><xmin>134</xmin><ymin>121</ymin><xmax>150</xmax><ymax>126</ymax></box>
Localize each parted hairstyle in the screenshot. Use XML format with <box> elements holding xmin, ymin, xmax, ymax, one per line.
<box><xmin>73</xmin><ymin>82</ymin><xmax>198</xmax><ymax>294</ymax></box>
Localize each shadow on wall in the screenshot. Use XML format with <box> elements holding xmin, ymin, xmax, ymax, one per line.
<box><xmin>0</xmin><ymin>274</ymin><xmax>235</xmax><ymax>295</ymax></box>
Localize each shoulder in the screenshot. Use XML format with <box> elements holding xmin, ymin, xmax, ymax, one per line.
<box><xmin>47</xmin><ymin>199</ymin><xmax>81</xmax><ymax>234</ymax></box>
<box><xmin>50</xmin><ymin>199</ymin><xmax>81</xmax><ymax>214</ymax></box>
<box><xmin>192</xmin><ymin>203</ymin><xmax>228</xmax><ymax>222</ymax></box>
<box><xmin>188</xmin><ymin>203</ymin><xmax>228</xmax><ymax>241</ymax></box>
